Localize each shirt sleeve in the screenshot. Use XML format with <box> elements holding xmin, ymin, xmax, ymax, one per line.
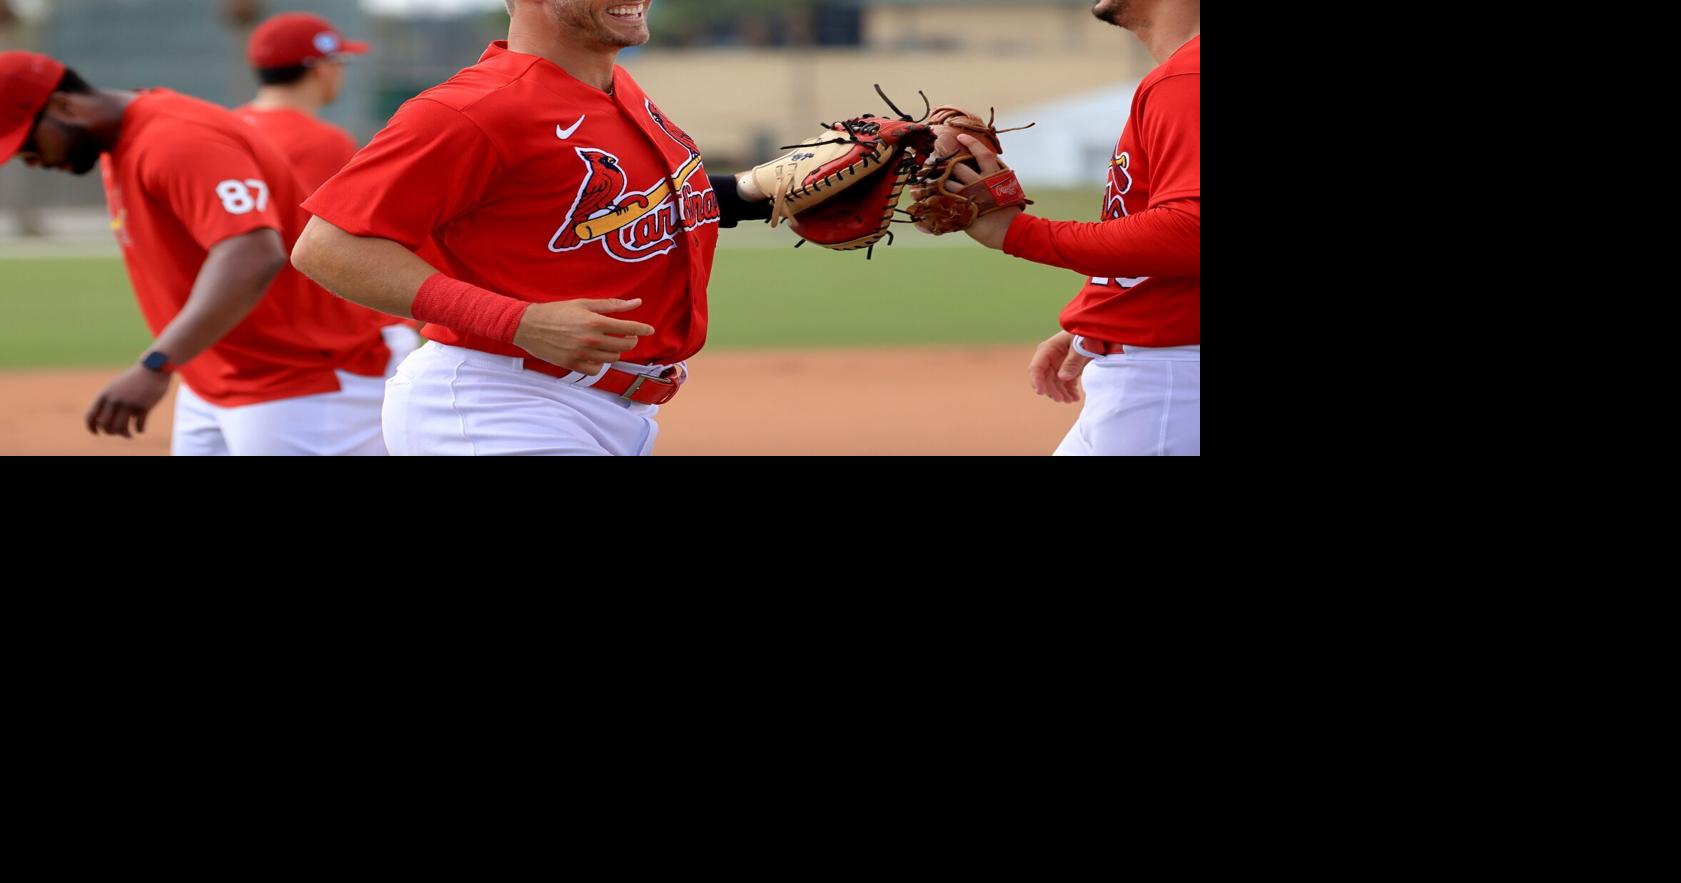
<box><xmin>136</xmin><ymin>126</ymin><xmax>286</xmax><ymax>250</ymax></box>
<box><xmin>302</xmin><ymin>98</ymin><xmax>505</xmax><ymax>251</ymax></box>
<box><xmin>1003</xmin><ymin>201</ymin><xmax>1200</xmax><ymax>278</ymax></box>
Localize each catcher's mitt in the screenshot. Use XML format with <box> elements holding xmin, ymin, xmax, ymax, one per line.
<box><xmin>786</xmin><ymin>153</ymin><xmax>919</xmax><ymax>252</ymax></box>
<box><xmin>908</xmin><ymin>107</ymin><xmax>1036</xmax><ymax>236</ymax></box>
<box><xmin>744</xmin><ymin>86</ymin><xmax>937</xmax><ymax>255</ymax></box>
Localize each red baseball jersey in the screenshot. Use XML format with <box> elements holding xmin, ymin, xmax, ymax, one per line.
<box><xmin>303</xmin><ymin>41</ymin><xmax>721</xmax><ymax>368</ymax></box>
<box><xmin>236</xmin><ymin>106</ymin><xmax>357</xmax><ymax>194</ymax></box>
<box><xmin>101</xmin><ymin>89</ymin><xmax>388</xmax><ymax>406</ymax></box>
<box><xmin>1006</xmin><ymin>35</ymin><xmax>1200</xmax><ymax>347</ymax></box>
<box><xmin>238</xmin><ymin>105</ymin><xmax>415</xmax><ymax>331</ymax></box>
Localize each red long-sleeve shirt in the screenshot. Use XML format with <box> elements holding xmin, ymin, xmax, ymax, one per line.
<box><xmin>1005</xmin><ymin>36</ymin><xmax>1200</xmax><ymax>347</ymax></box>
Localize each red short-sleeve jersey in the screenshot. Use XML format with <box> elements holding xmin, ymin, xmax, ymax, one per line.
<box><xmin>238</xmin><ymin>105</ymin><xmax>412</xmax><ymax>331</ymax></box>
<box><xmin>236</xmin><ymin>106</ymin><xmax>358</xmax><ymax>194</ymax></box>
<box><xmin>102</xmin><ymin>89</ymin><xmax>387</xmax><ymax>406</ymax></box>
<box><xmin>304</xmin><ymin>42</ymin><xmax>721</xmax><ymax>367</ymax></box>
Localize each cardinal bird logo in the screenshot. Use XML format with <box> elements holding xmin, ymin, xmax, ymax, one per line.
<box><xmin>547</xmin><ymin>105</ymin><xmax>723</xmax><ymax>263</ymax></box>
<box><xmin>1104</xmin><ymin>149</ymin><xmax>1134</xmax><ymax>221</ymax></box>
<box><xmin>550</xmin><ymin>149</ymin><xmax>645</xmax><ymax>252</ymax></box>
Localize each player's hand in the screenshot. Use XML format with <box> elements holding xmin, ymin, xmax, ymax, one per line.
<box><xmin>942</xmin><ymin>133</ymin><xmax>1025</xmax><ymax>251</ymax></box>
<box><xmin>85</xmin><ymin>365</ymin><xmax>171</xmax><ymax>438</ymax></box>
<box><xmin>1028</xmin><ymin>331</ymin><xmax>1089</xmax><ymax>404</ymax></box>
<box><xmin>513</xmin><ymin>298</ymin><xmax>657</xmax><ymax>377</ymax></box>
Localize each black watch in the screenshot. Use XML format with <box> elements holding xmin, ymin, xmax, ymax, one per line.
<box><xmin>141</xmin><ymin>351</ymin><xmax>176</xmax><ymax>375</ymax></box>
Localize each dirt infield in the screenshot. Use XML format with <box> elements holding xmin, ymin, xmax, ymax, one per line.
<box><xmin>0</xmin><ymin>346</ymin><xmax>1078</xmax><ymax>456</ymax></box>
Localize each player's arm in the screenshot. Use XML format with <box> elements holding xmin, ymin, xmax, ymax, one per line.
<box><xmin>293</xmin><ymin>213</ymin><xmax>653</xmax><ymax>378</ymax></box>
<box><xmin>86</xmin><ymin>132</ymin><xmax>299</xmax><ymax>439</ymax></box>
<box><xmin>945</xmin><ymin>75</ymin><xmax>1201</xmax><ymax>276</ymax></box>
<box><xmin>144</xmin><ymin>133</ymin><xmax>303</xmax><ymax>356</ymax></box>
<box><xmin>86</xmin><ymin>227</ymin><xmax>292</xmax><ymax>439</ymax></box>
<box><xmin>291</xmin><ymin>217</ymin><xmax>434</xmax><ymax>318</ymax></box>
<box><xmin>152</xmin><ymin>228</ymin><xmax>289</xmax><ymax>360</ymax></box>
<box><xmin>941</xmin><ymin>133</ymin><xmax>1199</xmax><ymax>275</ymax></box>
<box><xmin>1001</xmin><ymin>196</ymin><xmax>1200</xmax><ymax>278</ymax></box>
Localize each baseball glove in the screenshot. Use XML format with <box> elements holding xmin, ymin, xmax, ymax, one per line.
<box><xmin>744</xmin><ymin>86</ymin><xmax>938</xmax><ymax>256</ymax></box>
<box><xmin>907</xmin><ymin>107</ymin><xmax>1036</xmax><ymax>236</ymax></box>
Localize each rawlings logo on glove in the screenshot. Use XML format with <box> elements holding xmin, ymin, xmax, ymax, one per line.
<box><xmin>907</xmin><ymin>106</ymin><xmax>1036</xmax><ymax>237</ymax></box>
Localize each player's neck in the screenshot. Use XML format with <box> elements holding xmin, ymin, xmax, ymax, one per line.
<box><xmin>508</xmin><ymin>20</ymin><xmax>619</xmax><ymax>93</ymax></box>
<box><xmin>91</xmin><ymin>89</ymin><xmax>138</xmax><ymax>150</ymax></box>
<box><xmin>250</xmin><ymin>86</ymin><xmax>324</xmax><ymax>115</ymax></box>
<box><xmin>1134</xmin><ymin>15</ymin><xmax>1199</xmax><ymax>64</ymax></box>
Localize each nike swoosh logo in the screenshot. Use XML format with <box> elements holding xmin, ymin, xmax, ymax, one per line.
<box><xmin>555</xmin><ymin>115</ymin><xmax>586</xmax><ymax>140</ymax></box>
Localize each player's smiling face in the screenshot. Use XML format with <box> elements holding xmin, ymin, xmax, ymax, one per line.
<box><xmin>552</xmin><ymin>0</ymin><xmax>652</xmax><ymax>49</ymax></box>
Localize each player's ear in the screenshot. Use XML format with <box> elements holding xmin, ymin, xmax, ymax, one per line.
<box><xmin>44</xmin><ymin>92</ymin><xmax>87</xmax><ymax>125</ymax></box>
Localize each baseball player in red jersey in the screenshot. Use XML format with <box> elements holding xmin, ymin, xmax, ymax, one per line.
<box><xmin>237</xmin><ymin>12</ymin><xmax>366</xmax><ymax>194</ymax></box>
<box><xmin>235</xmin><ymin>11</ymin><xmax>423</xmax><ymax>372</ymax></box>
<box><xmin>934</xmin><ymin>0</ymin><xmax>1200</xmax><ymax>456</ymax></box>
<box><xmin>0</xmin><ymin>52</ymin><xmax>392</xmax><ymax>454</ymax></box>
<box><xmin>292</xmin><ymin>0</ymin><xmax>775</xmax><ymax>456</ymax></box>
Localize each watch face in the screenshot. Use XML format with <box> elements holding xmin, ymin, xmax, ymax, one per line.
<box><xmin>143</xmin><ymin>352</ymin><xmax>168</xmax><ymax>371</ymax></box>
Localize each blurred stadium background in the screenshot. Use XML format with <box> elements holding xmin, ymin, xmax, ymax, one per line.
<box><xmin>1</xmin><ymin>0</ymin><xmax>1162</xmax><ymax>453</ymax></box>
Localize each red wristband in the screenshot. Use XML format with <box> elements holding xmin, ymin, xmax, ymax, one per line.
<box><xmin>410</xmin><ymin>273</ymin><xmax>531</xmax><ymax>344</ymax></box>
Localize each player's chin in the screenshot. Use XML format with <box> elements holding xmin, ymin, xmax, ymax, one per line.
<box><xmin>63</xmin><ymin>144</ymin><xmax>103</xmax><ymax>175</ymax></box>
<box><xmin>602</xmin><ymin>16</ymin><xmax>650</xmax><ymax>45</ymax></box>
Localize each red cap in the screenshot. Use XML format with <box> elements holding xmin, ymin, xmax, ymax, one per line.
<box><xmin>1</xmin><ymin>51</ymin><xmax>66</xmax><ymax>163</ymax></box>
<box><xmin>247</xmin><ymin>12</ymin><xmax>370</xmax><ymax>69</ymax></box>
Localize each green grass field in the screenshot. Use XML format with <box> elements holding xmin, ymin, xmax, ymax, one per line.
<box><xmin>0</xmin><ymin>257</ymin><xmax>151</xmax><ymax>368</ymax></box>
<box><xmin>0</xmin><ymin>189</ymin><xmax>1103</xmax><ymax>369</ymax></box>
